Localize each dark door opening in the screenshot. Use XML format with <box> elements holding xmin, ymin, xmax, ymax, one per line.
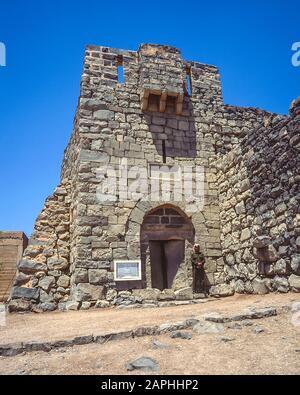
<box><xmin>149</xmin><ymin>240</ymin><xmax>185</xmax><ymax>290</ymax></box>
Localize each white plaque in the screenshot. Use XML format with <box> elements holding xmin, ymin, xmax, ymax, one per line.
<box><xmin>114</xmin><ymin>260</ymin><xmax>141</xmax><ymax>281</ymax></box>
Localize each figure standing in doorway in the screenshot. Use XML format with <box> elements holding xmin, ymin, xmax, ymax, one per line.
<box><xmin>191</xmin><ymin>244</ymin><xmax>207</xmax><ymax>295</ymax></box>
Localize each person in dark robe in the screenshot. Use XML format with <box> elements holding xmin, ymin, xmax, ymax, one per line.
<box><xmin>191</xmin><ymin>244</ymin><xmax>207</xmax><ymax>295</ymax></box>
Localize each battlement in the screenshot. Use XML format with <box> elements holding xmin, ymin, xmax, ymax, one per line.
<box><xmin>82</xmin><ymin>43</ymin><xmax>223</xmax><ymax>116</ymax></box>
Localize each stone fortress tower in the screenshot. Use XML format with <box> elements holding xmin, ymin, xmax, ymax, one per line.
<box><xmin>9</xmin><ymin>44</ymin><xmax>300</xmax><ymax>312</ymax></box>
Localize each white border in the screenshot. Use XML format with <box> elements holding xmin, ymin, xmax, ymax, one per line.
<box><xmin>114</xmin><ymin>260</ymin><xmax>142</xmax><ymax>281</ymax></box>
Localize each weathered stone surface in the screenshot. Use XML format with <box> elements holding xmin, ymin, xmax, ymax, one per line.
<box><xmin>126</xmin><ymin>357</ymin><xmax>159</xmax><ymax>372</ymax></box>
<box><xmin>14</xmin><ymin>272</ymin><xmax>32</xmax><ymax>286</ymax></box>
<box><xmin>273</xmin><ymin>276</ymin><xmax>289</xmax><ymax>293</ymax></box>
<box><xmin>39</xmin><ymin>302</ymin><xmax>57</xmax><ymax>312</ymax></box>
<box><xmin>11</xmin><ymin>287</ymin><xmax>39</xmax><ymax>301</ymax></box>
<box><xmin>39</xmin><ymin>289</ymin><xmax>54</xmax><ymax>303</ymax></box>
<box><xmin>66</xmin><ymin>301</ymin><xmax>79</xmax><ymax>311</ymax></box>
<box><xmin>47</xmin><ymin>257</ymin><xmax>69</xmax><ymax>271</ymax></box>
<box><xmin>132</xmin><ymin>288</ymin><xmax>161</xmax><ymax>301</ymax></box>
<box><xmin>209</xmin><ymin>284</ymin><xmax>234</xmax><ymax>297</ymax></box>
<box><xmin>81</xmin><ymin>301</ymin><xmax>92</xmax><ymax>310</ymax></box>
<box><xmin>193</xmin><ymin>321</ymin><xmax>225</xmax><ymax>334</ymax></box>
<box><xmin>38</xmin><ymin>276</ymin><xmax>55</xmax><ymax>292</ymax></box>
<box><xmin>288</xmin><ymin>274</ymin><xmax>300</xmax><ymax>290</ymax></box>
<box><xmin>170</xmin><ymin>331</ymin><xmax>192</xmax><ymax>340</ymax></box>
<box><xmin>74</xmin><ymin>283</ymin><xmax>105</xmax><ymax>302</ymax></box>
<box><xmin>252</xmin><ymin>278</ymin><xmax>269</xmax><ymax>295</ymax></box>
<box><xmin>56</xmin><ymin>275</ymin><xmax>70</xmax><ymax>288</ymax></box>
<box><xmin>203</xmin><ymin>312</ymin><xmax>225</xmax><ymax>323</ymax></box>
<box><xmin>157</xmin><ymin>289</ymin><xmax>176</xmax><ymax>301</ymax></box>
<box><xmin>291</xmin><ymin>255</ymin><xmax>300</xmax><ymax>274</ymax></box>
<box><xmin>0</xmin><ymin>343</ymin><xmax>24</xmax><ymax>357</ymax></box>
<box><xmin>8</xmin><ymin>299</ymin><xmax>32</xmax><ymax>312</ymax></box>
<box><xmin>18</xmin><ymin>259</ymin><xmax>47</xmax><ymax>274</ymax></box>
<box><xmin>93</xmin><ymin>110</ymin><xmax>114</xmax><ymax>121</ymax></box>
<box><xmin>73</xmin><ymin>268</ymin><xmax>88</xmax><ymax>284</ymax></box>
<box><xmin>88</xmin><ymin>269</ymin><xmax>108</xmax><ymax>285</ymax></box>
<box><xmin>174</xmin><ymin>287</ymin><xmax>193</xmax><ymax>300</ymax></box>
<box><xmin>95</xmin><ymin>300</ymin><xmax>110</xmax><ymax>308</ymax></box>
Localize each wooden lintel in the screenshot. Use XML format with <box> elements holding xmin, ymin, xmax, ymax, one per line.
<box><xmin>159</xmin><ymin>92</ymin><xmax>167</xmax><ymax>113</ymax></box>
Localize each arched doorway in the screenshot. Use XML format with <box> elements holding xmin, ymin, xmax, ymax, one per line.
<box><xmin>140</xmin><ymin>204</ymin><xmax>195</xmax><ymax>290</ymax></box>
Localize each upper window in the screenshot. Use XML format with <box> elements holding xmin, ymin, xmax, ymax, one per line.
<box><xmin>117</xmin><ymin>55</ymin><xmax>124</xmax><ymax>83</ymax></box>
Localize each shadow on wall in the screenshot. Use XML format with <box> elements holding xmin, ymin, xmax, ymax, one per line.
<box><xmin>144</xmin><ymin>94</ymin><xmax>197</xmax><ymax>160</ymax></box>
<box><xmin>242</xmin><ymin>111</ymin><xmax>300</xmax><ymax>288</ymax></box>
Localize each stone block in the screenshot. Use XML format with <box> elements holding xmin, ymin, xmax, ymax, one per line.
<box><xmin>11</xmin><ymin>286</ymin><xmax>40</xmax><ymax>301</ymax></box>
<box><xmin>288</xmin><ymin>274</ymin><xmax>300</xmax><ymax>290</ymax></box>
<box><xmin>73</xmin><ymin>268</ymin><xmax>88</xmax><ymax>283</ymax></box>
<box><xmin>18</xmin><ymin>259</ymin><xmax>47</xmax><ymax>274</ymax></box>
<box><xmin>88</xmin><ymin>269</ymin><xmax>108</xmax><ymax>285</ymax></box>
<box><xmin>74</xmin><ymin>283</ymin><xmax>105</xmax><ymax>302</ymax></box>
<box><xmin>174</xmin><ymin>287</ymin><xmax>193</xmax><ymax>300</ymax></box>
<box><xmin>38</xmin><ymin>276</ymin><xmax>55</xmax><ymax>292</ymax></box>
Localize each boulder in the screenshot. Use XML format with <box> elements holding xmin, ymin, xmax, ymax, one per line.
<box><xmin>252</xmin><ymin>278</ymin><xmax>269</xmax><ymax>295</ymax></box>
<box><xmin>288</xmin><ymin>274</ymin><xmax>300</xmax><ymax>291</ymax></box>
<box><xmin>273</xmin><ymin>276</ymin><xmax>289</xmax><ymax>293</ymax></box>
<box><xmin>193</xmin><ymin>320</ymin><xmax>225</xmax><ymax>334</ymax></box>
<box><xmin>151</xmin><ymin>339</ymin><xmax>172</xmax><ymax>349</ymax></box>
<box><xmin>126</xmin><ymin>357</ymin><xmax>159</xmax><ymax>372</ymax></box>
<box><xmin>274</xmin><ymin>259</ymin><xmax>287</xmax><ymax>275</ymax></box>
<box><xmin>81</xmin><ymin>301</ymin><xmax>92</xmax><ymax>310</ymax></box>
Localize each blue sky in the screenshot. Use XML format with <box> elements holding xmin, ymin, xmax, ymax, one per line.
<box><xmin>0</xmin><ymin>0</ymin><xmax>299</xmax><ymax>236</ymax></box>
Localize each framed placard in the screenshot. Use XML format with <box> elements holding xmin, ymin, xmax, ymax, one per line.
<box><xmin>114</xmin><ymin>260</ymin><xmax>142</xmax><ymax>281</ymax></box>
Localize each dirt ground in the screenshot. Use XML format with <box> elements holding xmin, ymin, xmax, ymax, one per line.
<box><xmin>0</xmin><ymin>293</ymin><xmax>299</xmax><ymax>375</ymax></box>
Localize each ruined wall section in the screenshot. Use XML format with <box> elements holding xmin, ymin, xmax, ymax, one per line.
<box><xmin>9</xmin><ymin>183</ymin><xmax>71</xmax><ymax>312</ymax></box>
<box><xmin>216</xmin><ymin>99</ymin><xmax>300</xmax><ymax>295</ymax></box>
<box><xmin>213</xmin><ymin>105</ymin><xmax>284</xmax><ymax>155</ymax></box>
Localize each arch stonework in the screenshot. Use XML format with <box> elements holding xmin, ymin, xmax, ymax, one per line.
<box><xmin>123</xmin><ymin>201</ymin><xmax>202</xmax><ymax>292</ymax></box>
<box><xmin>140</xmin><ymin>204</ymin><xmax>195</xmax><ymax>291</ymax></box>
